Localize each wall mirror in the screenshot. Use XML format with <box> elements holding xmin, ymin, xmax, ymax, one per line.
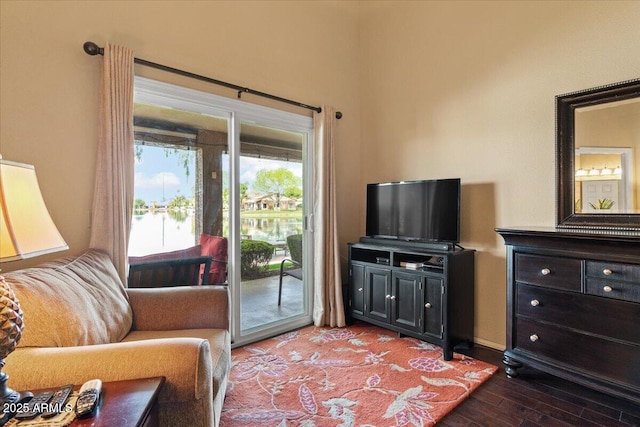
<box><xmin>557</xmin><ymin>78</ymin><xmax>640</xmax><ymax>232</ymax></box>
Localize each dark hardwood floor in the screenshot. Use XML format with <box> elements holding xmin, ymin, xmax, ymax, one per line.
<box><xmin>441</xmin><ymin>345</ymin><xmax>640</xmax><ymax>427</ymax></box>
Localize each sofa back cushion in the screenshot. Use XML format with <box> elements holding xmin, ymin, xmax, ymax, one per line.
<box><xmin>4</xmin><ymin>249</ymin><xmax>133</xmax><ymax>347</ymax></box>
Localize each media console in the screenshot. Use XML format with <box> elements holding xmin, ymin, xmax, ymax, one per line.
<box><xmin>347</xmin><ymin>238</ymin><xmax>475</xmax><ymax>360</ymax></box>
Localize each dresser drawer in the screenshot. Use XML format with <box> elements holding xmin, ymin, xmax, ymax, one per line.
<box><xmin>516</xmin><ymin>318</ymin><xmax>640</xmax><ymax>388</ymax></box>
<box><xmin>516</xmin><ymin>284</ymin><xmax>640</xmax><ymax>343</ymax></box>
<box><xmin>585</xmin><ymin>278</ymin><xmax>640</xmax><ymax>303</ymax></box>
<box><xmin>586</xmin><ymin>261</ymin><xmax>640</xmax><ymax>282</ymax></box>
<box><xmin>515</xmin><ymin>253</ymin><xmax>581</xmax><ymax>291</ymax></box>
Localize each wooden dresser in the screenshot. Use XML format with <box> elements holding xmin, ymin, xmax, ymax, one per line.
<box><xmin>496</xmin><ymin>227</ymin><xmax>640</xmax><ymax>405</ymax></box>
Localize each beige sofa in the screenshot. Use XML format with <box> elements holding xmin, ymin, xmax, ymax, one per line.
<box><xmin>3</xmin><ymin>249</ymin><xmax>230</xmax><ymax>427</ymax></box>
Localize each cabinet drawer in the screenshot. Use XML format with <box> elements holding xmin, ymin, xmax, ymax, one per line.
<box><xmin>515</xmin><ymin>253</ymin><xmax>581</xmax><ymax>291</ymax></box>
<box><xmin>585</xmin><ymin>278</ymin><xmax>640</xmax><ymax>304</ymax></box>
<box><xmin>516</xmin><ymin>284</ymin><xmax>640</xmax><ymax>344</ymax></box>
<box><xmin>586</xmin><ymin>261</ymin><xmax>640</xmax><ymax>282</ymax></box>
<box><xmin>516</xmin><ymin>318</ymin><xmax>640</xmax><ymax>388</ymax></box>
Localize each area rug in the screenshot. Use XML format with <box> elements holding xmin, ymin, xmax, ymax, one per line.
<box><xmin>221</xmin><ymin>322</ymin><xmax>498</xmax><ymax>426</ymax></box>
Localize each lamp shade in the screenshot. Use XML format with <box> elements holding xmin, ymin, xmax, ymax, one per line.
<box><xmin>0</xmin><ymin>159</ymin><xmax>68</xmax><ymax>261</ymax></box>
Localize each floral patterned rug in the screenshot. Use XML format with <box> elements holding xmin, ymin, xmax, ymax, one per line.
<box><xmin>221</xmin><ymin>322</ymin><xmax>498</xmax><ymax>426</ymax></box>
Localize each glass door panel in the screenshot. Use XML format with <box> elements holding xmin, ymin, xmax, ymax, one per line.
<box><xmin>129</xmin><ymin>100</ymin><xmax>230</xmax><ymax>288</ymax></box>
<box><xmin>237</xmin><ymin>121</ymin><xmax>311</xmax><ymax>336</ymax></box>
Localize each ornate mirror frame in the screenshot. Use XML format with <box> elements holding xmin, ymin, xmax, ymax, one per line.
<box><xmin>556</xmin><ymin>78</ymin><xmax>640</xmax><ymax>232</ymax></box>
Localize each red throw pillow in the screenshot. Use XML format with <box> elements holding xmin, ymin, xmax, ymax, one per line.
<box><xmin>199</xmin><ymin>234</ymin><xmax>228</xmax><ymax>284</ymax></box>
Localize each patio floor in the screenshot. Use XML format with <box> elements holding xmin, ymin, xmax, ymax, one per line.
<box><xmin>240</xmin><ymin>272</ymin><xmax>304</xmax><ymax>331</ymax></box>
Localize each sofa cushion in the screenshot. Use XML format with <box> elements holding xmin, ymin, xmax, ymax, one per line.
<box><xmin>4</xmin><ymin>249</ymin><xmax>133</xmax><ymax>347</ymax></box>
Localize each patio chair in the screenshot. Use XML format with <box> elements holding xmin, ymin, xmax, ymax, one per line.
<box><xmin>128</xmin><ymin>255</ymin><xmax>212</xmax><ymax>287</ymax></box>
<box><xmin>278</xmin><ymin>233</ymin><xmax>303</xmax><ymax>305</ymax></box>
<box><xmin>128</xmin><ymin>234</ymin><xmax>228</xmax><ymax>288</ymax></box>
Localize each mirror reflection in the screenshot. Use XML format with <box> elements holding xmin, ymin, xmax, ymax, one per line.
<box><xmin>574</xmin><ymin>98</ymin><xmax>640</xmax><ymax>214</ymax></box>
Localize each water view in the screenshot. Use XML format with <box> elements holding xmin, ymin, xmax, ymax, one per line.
<box><xmin>129</xmin><ymin>211</ymin><xmax>303</xmax><ymax>256</ymax></box>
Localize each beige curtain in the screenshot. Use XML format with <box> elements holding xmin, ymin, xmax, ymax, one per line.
<box><xmin>89</xmin><ymin>43</ymin><xmax>135</xmax><ymax>284</ymax></box>
<box><xmin>312</xmin><ymin>106</ymin><xmax>345</xmax><ymax>327</ymax></box>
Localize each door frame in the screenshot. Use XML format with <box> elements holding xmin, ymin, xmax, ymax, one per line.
<box><xmin>134</xmin><ymin>77</ymin><xmax>314</xmax><ymax>346</ymax></box>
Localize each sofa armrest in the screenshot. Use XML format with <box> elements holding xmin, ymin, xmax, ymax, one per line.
<box><xmin>5</xmin><ymin>338</ymin><xmax>212</xmax><ymax>405</ymax></box>
<box><xmin>126</xmin><ymin>286</ymin><xmax>229</xmax><ymax>331</ymax></box>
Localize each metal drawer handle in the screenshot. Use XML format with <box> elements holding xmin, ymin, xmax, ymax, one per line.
<box><xmin>530</xmin><ymin>299</ymin><xmax>540</xmax><ymax>307</ymax></box>
<box><xmin>603</xmin><ymin>268</ymin><xmax>613</xmax><ymax>276</ymax></box>
<box><xmin>425</xmin><ymin>302</ymin><xmax>432</xmax><ymax>309</ymax></box>
<box><xmin>386</xmin><ymin>294</ymin><xmax>391</xmax><ymax>300</ymax></box>
<box><xmin>603</xmin><ymin>285</ymin><xmax>613</xmax><ymax>293</ymax></box>
<box><xmin>358</xmin><ymin>287</ymin><xmax>363</xmax><ymax>292</ymax></box>
<box><xmin>541</xmin><ymin>268</ymin><xmax>551</xmax><ymax>276</ymax></box>
<box><xmin>530</xmin><ymin>334</ymin><xmax>539</xmax><ymax>342</ymax></box>
<box><xmin>390</xmin><ymin>295</ymin><xmax>396</xmax><ymax>300</ymax></box>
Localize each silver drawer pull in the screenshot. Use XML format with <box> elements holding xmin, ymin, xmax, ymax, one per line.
<box><xmin>358</xmin><ymin>287</ymin><xmax>363</xmax><ymax>292</ymax></box>
<box><xmin>603</xmin><ymin>285</ymin><xmax>613</xmax><ymax>293</ymax></box>
<box><xmin>602</xmin><ymin>268</ymin><xmax>613</xmax><ymax>276</ymax></box>
<box><xmin>390</xmin><ymin>295</ymin><xmax>396</xmax><ymax>300</ymax></box>
<box><xmin>541</xmin><ymin>268</ymin><xmax>551</xmax><ymax>276</ymax></box>
<box><xmin>385</xmin><ymin>294</ymin><xmax>391</xmax><ymax>299</ymax></box>
<box><xmin>530</xmin><ymin>299</ymin><xmax>540</xmax><ymax>307</ymax></box>
<box><xmin>530</xmin><ymin>334</ymin><xmax>539</xmax><ymax>342</ymax></box>
<box><xmin>425</xmin><ymin>302</ymin><xmax>432</xmax><ymax>309</ymax></box>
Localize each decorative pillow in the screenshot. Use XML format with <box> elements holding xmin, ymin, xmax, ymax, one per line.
<box><xmin>4</xmin><ymin>249</ymin><xmax>133</xmax><ymax>348</ymax></box>
<box><xmin>199</xmin><ymin>235</ymin><xmax>228</xmax><ymax>284</ymax></box>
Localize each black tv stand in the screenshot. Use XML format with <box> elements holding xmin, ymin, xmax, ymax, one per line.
<box><xmin>359</xmin><ymin>237</ymin><xmax>454</xmax><ymax>252</ymax></box>
<box><xmin>347</xmin><ymin>238</ymin><xmax>475</xmax><ymax>360</ymax></box>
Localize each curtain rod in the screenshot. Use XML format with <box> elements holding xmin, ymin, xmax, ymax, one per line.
<box><xmin>83</xmin><ymin>41</ymin><xmax>342</xmax><ymax>119</ymax></box>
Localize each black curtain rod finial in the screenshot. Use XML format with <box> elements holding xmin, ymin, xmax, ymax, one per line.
<box><xmin>83</xmin><ymin>41</ymin><xmax>103</xmax><ymax>56</ymax></box>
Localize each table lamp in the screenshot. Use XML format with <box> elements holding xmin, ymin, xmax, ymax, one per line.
<box><xmin>0</xmin><ymin>157</ymin><xmax>68</xmax><ymax>406</ymax></box>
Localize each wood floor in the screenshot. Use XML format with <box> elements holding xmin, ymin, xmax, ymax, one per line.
<box><xmin>441</xmin><ymin>346</ymin><xmax>640</xmax><ymax>427</ymax></box>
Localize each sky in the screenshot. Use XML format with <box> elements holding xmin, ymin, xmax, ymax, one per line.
<box><xmin>134</xmin><ymin>145</ymin><xmax>302</xmax><ymax>204</ymax></box>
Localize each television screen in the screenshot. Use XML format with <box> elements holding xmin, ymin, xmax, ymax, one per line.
<box><xmin>366</xmin><ymin>178</ymin><xmax>460</xmax><ymax>243</ymax></box>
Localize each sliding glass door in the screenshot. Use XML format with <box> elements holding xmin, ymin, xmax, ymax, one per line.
<box><xmin>236</xmin><ymin>121</ymin><xmax>311</xmax><ymax>339</ymax></box>
<box><xmin>133</xmin><ymin>77</ymin><xmax>314</xmax><ymax>346</ymax></box>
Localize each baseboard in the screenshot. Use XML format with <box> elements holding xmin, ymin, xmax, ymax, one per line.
<box><xmin>473</xmin><ymin>337</ymin><xmax>505</xmax><ymax>351</ymax></box>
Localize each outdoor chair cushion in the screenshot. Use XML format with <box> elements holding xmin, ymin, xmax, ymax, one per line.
<box><xmin>199</xmin><ymin>234</ymin><xmax>228</xmax><ymax>285</ymax></box>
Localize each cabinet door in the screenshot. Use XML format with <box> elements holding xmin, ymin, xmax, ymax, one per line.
<box><xmin>350</xmin><ymin>263</ymin><xmax>365</xmax><ymax>316</ymax></box>
<box><xmin>391</xmin><ymin>271</ymin><xmax>423</xmax><ymax>333</ymax></box>
<box><xmin>423</xmin><ymin>276</ymin><xmax>444</xmax><ymax>339</ymax></box>
<box><xmin>365</xmin><ymin>267</ymin><xmax>391</xmax><ymax>323</ymax></box>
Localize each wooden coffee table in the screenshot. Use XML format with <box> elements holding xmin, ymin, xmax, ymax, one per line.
<box><xmin>26</xmin><ymin>377</ymin><xmax>164</xmax><ymax>427</ymax></box>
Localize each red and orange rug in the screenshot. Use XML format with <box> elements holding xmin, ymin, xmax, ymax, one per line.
<box><xmin>221</xmin><ymin>323</ymin><xmax>498</xmax><ymax>426</ymax></box>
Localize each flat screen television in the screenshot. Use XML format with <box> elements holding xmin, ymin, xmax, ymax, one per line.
<box><xmin>366</xmin><ymin>178</ymin><xmax>460</xmax><ymax>243</ymax></box>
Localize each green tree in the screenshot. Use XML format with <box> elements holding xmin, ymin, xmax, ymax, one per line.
<box><xmin>134</xmin><ymin>198</ymin><xmax>147</xmax><ymax>210</ymax></box>
<box><xmin>284</xmin><ymin>186</ymin><xmax>302</xmax><ymax>199</ymax></box>
<box><xmin>252</xmin><ymin>168</ymin><xmax>301</xmax><ymax>209</ymax></box>
<box><xmin>168</xmin><ymin>194</ymin><xmax>191</xmax><ymax>209</ymax></box>
<box><xmin>240</xmin><ymin>182</ymin><xmax>249</xmax><ymax>204</ymax></box>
